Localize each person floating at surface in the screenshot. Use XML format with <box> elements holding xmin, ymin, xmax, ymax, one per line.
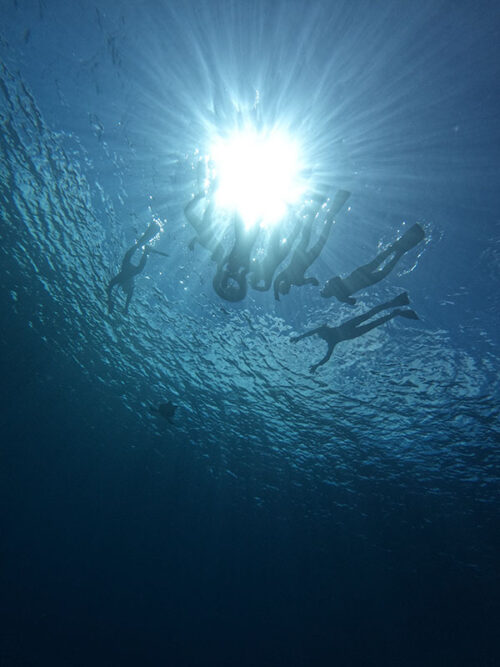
<box><xmin>184</xmin><ymin>178</ymin><xmax>224</xmax><ymax>264</ymax></box>
<box><xmin>273</xmin><ymin>188</ymin><xmax>351</xmax><ymax>300</ymax></box>
<box><xmin>149</xmin><ymin>401</ymin><xmax>177</xmax><ymax>423</ymax></box>
<box><xmin>320</xmin><ymin>223</ymin><xmax>425</xmax><ymax>304</ymax></box>
<box><xmin>212</xmin><ymin>212</ymin><xmax>260</xmax><ymax>302</ymax></box>
<box><xmin>291</xmin><ymin>292</ymin><xmax>419</xmax><ymax>373</ymax></box>
<box><xmin>249</xmin><ymin>212</ymin><xmax>301</xmax><ymax>292</ymax></box>
<box><xmin>106</xmin><ymin>221</ymin><xmax>164</xmax><ymax>314</ymax></box>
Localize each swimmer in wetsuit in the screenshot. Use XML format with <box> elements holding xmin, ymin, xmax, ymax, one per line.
<box><xmin>106</xmin><ymin>221</ymin><xmax>165</xmax><ymax>314</ymax></box>
<box><xmin>212</xmin><ymin>212</ymin><xmax>260</xmax><ymax>302</ymax></box>
<box><xmin>321</xmin><ymin>223</ymin><xmax>425</xmax><ymax>304</ymax></box>
<box><xmin>291</xmin><ymin>292</ymin><xmax>419</xmax><ymax>373</ymax></box>
<box><xmin>273</xmin><ymin>189</ymin><xmax>351</xmax><ymax>300</ymax></box>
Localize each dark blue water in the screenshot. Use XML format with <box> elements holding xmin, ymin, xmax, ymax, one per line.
<box><xmin>1</xmin><ymin>1</ymin><xmax>499</xmax><ymax>665</ymax></box>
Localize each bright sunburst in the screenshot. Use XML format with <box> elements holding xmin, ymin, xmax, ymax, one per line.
<box><xmin>210</xmin><ymin>126</ymin><xmax>305</xmax><ymax>229</ymax></box>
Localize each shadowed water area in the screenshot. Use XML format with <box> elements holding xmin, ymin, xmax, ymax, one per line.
<box><xmin>1</xmin><ymin>2</ymin><xmax>499</xmax><ymax>666</ymax></box>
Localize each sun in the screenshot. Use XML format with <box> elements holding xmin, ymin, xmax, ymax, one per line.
<box><xmin>210</xmin><ymin>126</ymin><xmax>305</xmax><ymax>228</ymax></box>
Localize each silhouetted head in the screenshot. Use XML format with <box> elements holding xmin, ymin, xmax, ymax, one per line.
<box><xmin>320</xmin><ymin>276</ymin><xmax>355</xmax><ymax>304</ymax></box>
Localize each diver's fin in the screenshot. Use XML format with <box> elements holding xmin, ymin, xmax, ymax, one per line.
<box><xmin>396</xmin><ymin>308</ymin><xmax>419</xmax><ymax>320</ymax></box>
<box><xmin>389</xmin><ymin>292</ymin><xmax>410</xmax><ymax>308</ymax></box>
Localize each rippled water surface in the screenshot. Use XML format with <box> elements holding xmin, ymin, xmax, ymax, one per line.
<box><xmin>1</xmin><ymin>2</ymin><xmax>499</xmax><ymax>665</ymax></box>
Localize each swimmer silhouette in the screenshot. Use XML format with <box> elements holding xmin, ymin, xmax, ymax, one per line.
<box><xmin>274</xmin><ymin>189</ymin><xmax>351</xmax><ymax>300</ymax></box>
<box><xmin>291</xmin><ymin>292</ymin><xmax>418</xmax><ymax>373</ymax></box>
<box><xmin>150</xmin><ymin>401</ymin><xmax>177</xmax><ymax>423</ymax></box>
<box><xmin>184</xmin><ymin>177</ymin><xmax>224</xmax><ymax>264</ymax></box>
<box><xmin>213</xmin><ymin>212</ymin><xmax>260</xmax><ymax>302</ymax></box>
<box><xmin>249</xmin><ymin>213</ymin><xmax>301</xmax><ymax>292</ymax></box>
<box><xmin>107</xmin><ymin>221</ymin><xmax>163</xmax><ymax>314</ymax></box>
<box><xmin>321</xmin><ymin>223</ymin><xmax>425</xmax><ymax>304</ymax></box>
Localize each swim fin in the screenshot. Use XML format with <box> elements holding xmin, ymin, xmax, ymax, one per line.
<box><xmin>396</xmin><ymin>308</ymin><xmax>419</xmax><ymax>320</ymax></box>
<box><xmin>389</xmin><ymin>292</ymin><xmax>410</xmax><ymax>308</ymax></box>
<box><xmin>393</xmin><ymin>223</ymin><xmax>425</xmax><ymax>254</ymax></box>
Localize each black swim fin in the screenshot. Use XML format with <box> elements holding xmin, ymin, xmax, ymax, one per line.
<box><xmin>389</xmin><ymin>292</ymin><xmax>410</xmax><ymax>308</ymax></box>
<box><xmin>393</xmin><ymin>223</ymin><xmax>425</xmax><ymax>254</ymax></box>
<box><xmin>396</xmin><ymin>309</ymin><xmax>419</xmax><ymax>320</ymax></box>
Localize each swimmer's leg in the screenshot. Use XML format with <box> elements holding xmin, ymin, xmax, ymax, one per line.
<box><xmin>323</xmin><ymin>189</ymin><xmax>351</xmax><ymax>224</ymax></box>
<box><xmin>347</xmin><ymin>312</ymin><xmax>398</xmax><ymax>339</ymax></box>
<box><xmin>122</xmin><ymin>246</ymin><xmax>138</xmax><ymax>267</ymax></box>
<box><xmin>137</xmin><ymin>220</ymin><xmax>161</xmax><ymax>247</ymax></box>
<box><xmin>124</xmin><ymin>285</ymin><xmax>134</xmax><ymax>313</ymax></box>
<box><xmin>343</xmin><ymin>295</ymin><xmax>408</xmax><ymax>329</ymax></box>
<box><xmin>392</xmin><ymin>223</ymin><xmax>425</xmax><ymax>254</ymax></box>
<box><xmin>106</xmin><ymin>276</ymin><xmax>121</xmax><ymax>313</ymax></box>
<box><xmin>349</xmin><ymin>306</ymin><xmax>418</xmax><ymax>339</ymax></box>
<box><xmin>304</xmin><ymin>217</ymin><xmax>334</xmax><ymax>265</ymax></box>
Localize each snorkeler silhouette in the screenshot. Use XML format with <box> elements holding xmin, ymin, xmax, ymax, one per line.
<box><xmin>291</xmin><ymin>292</ymin><xmax>418</xmax><ymax>373</ymax></box>
<box><xmin>150</xmin><ymin>401</ymin><xmax>177</xmax><ymax>423</ymax></box>
<box><xmin>213</xmin><ymin>212</ymin><xmax>260</xmax><ymax>302</ymax></box>
<box><xmin>106</xmin><ymin>221</ymin><xmax>166</xmax><ymax>314</ymax></box>
<box><xmin>249</xmin><ymin>212</ymin><xmax>301</xmax><ymax>292</ymax></box>
<box><xmin>274</xmin><ymin>189</ymin><xmax>351</xmax><ymax>300</ymax></box>
<box><xmin>321</xmin><ymin>223</ymin><xmax>425</xmax><ymax>304</ymax></box>
<box><xmin>184</xmin><ymin>177</ymin><xmax>224</xmax><ymax>264</ymax></box>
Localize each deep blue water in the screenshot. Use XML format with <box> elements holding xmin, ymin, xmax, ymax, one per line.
<box><xmin>1</xmin><ymin>1</ymin><xmax>499</xmax><ymax>665</ymax></box>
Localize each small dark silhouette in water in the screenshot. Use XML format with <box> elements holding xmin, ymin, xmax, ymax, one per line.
<box><xmin>291</xmin><ymin>292</ymin><xmax>419</xmax><ymax>373</ymax></box>
<box><xmin>150</xmin><ymin>401</ymin><xmax>177</xmax><ymax>423</ymax></box>
<box><xmin>107</xmin><ymin>221</ymin><xmax>166</xmax><ymax>314</ymax></box>
<box><xmin>321</xmin><ymin>223</ymin><xmax>425</xmax><ymax>305</ymax></box>
<box><xmin>274</xmin><ymin>189</ymin><xmax>350</xmax><ymax>300</ymax></box>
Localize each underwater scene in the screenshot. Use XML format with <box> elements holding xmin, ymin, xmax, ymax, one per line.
<box><xmin>1</xmin><ymin>1</ymin><xmax>499</xmax><ymax>665</ymax></box>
